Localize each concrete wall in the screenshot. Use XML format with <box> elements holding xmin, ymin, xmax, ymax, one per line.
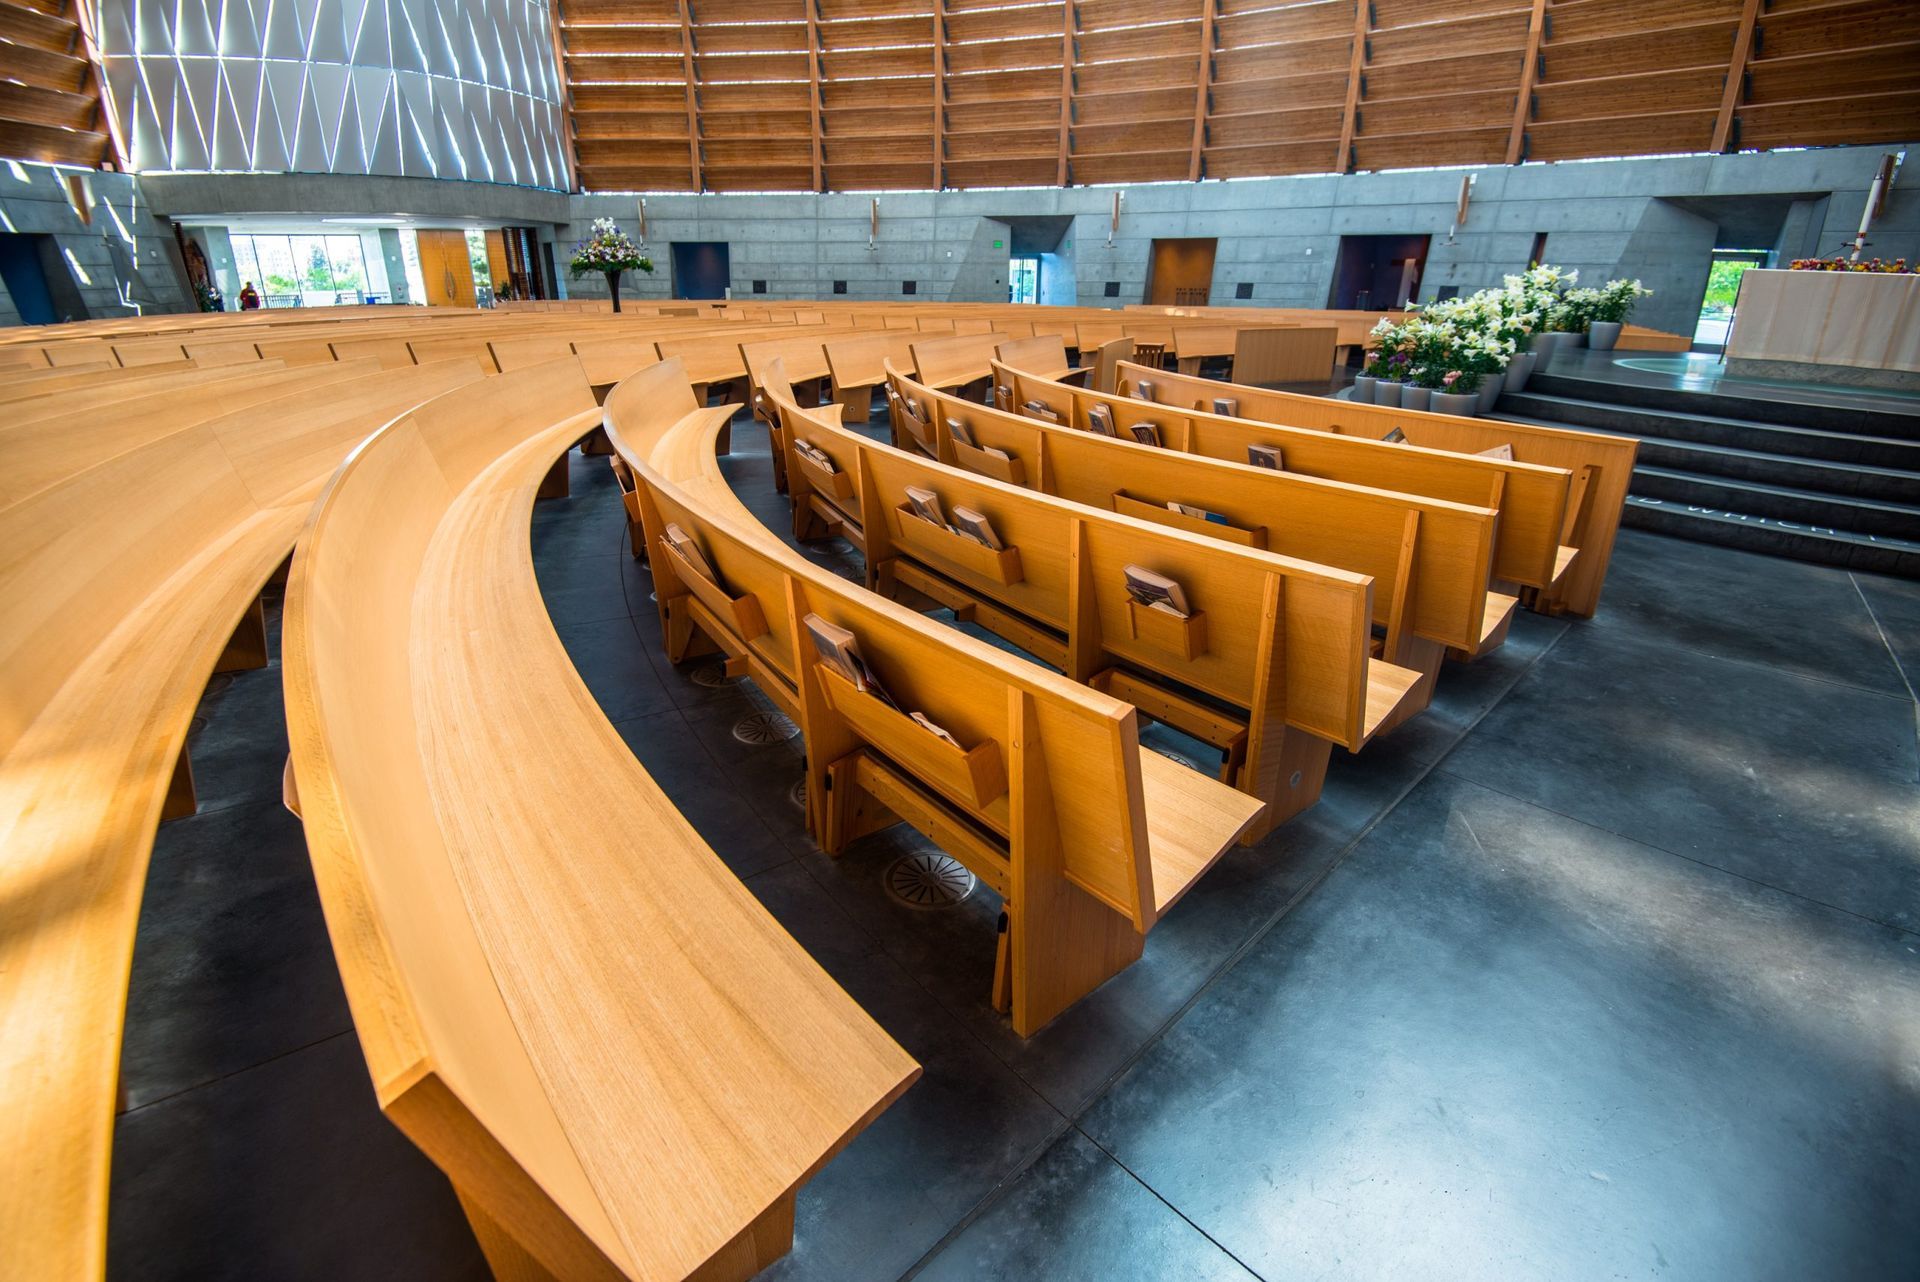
<box><xmin>563</xmin><ymin>144</ymin><xmax>1920</xmax><ymax>333</ymax></box>
<box><xmin>0</xmin><ymin>164</ymin><xmax>192</xmax><ymax>325</ymax></box>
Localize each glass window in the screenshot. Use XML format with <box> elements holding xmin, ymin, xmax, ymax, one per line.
<box><xmin>226</xmin><ymin>232</ymin><xmax>372</xmax><ymax>307</ymax></box>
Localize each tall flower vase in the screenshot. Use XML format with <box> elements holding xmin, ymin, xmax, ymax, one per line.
<box><xmin>1373</xmin><ymin>380</ymin><xmax>1403</xmax><ymax>409</ymax></box>
<box><xmin>1400</xmin><ymin>385</ymin><xmax>1431</xmax><ymax>412</ymax></box>
<box><xmin>1588</xmin><ymin>321</ymin><xmax>1622</xmax><ymax>350</ymax></box>
<box><xmin>1505</xmin><ymin>349</ymin><xmax>1538</xmax><ymax>393</ymax></box>
<box><xmin>604</xmin><ymin>270</ymin><xmax>623</xmax><ymax>313</ymax></box>
<box><xmin>1432</xmin><ymin>391</ymin><xmax>1479</xmax><ymax>417</ymax></box>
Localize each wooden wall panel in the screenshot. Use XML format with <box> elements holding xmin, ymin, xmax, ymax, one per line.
<box><xmin>550</xmin><ymin>0</ymin><xmax>1920</xmax><ymax>192</ymax></box>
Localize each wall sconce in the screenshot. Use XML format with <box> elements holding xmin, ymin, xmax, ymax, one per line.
<box><xmin>1108</xmin><ymin>191</ymin><xmax>1121</xmax><ymax>247</ymax></box>
<box><xmin>869</xmin><ymin>197</ymin><xmax>879</xmax><ymax>251</ymax></box>
<box><xmin>636</xmin><ymin>197</ymin><xmax>647</xmax><ymax>248</ymax></box>
<box><xmin>1447</xmin><ymin>173</ymin><xmax>1476</xmax><ymax>244</ymax></box>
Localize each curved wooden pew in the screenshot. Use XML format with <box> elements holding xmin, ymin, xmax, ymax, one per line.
<box><xmin>606</xmin><ymin>359</ymin><xmax>1264</xmax><ymax>1035</ymax></box>
<box><xmin>889</xmin><ymin>365</ymin><xmax>1508</xmax><ymax>706</ymax></box>
<box><xmin>992</xmin><ymin>334</ymin><xmax>1090</xmax><ymax>386</ymax></box>
<box><xmin>285</xmin><ymin>356</ymin><xmax>918</xmax><ymax>1281</ymax></box>
<box><xmin>0</xmin><ymin>358</ymin><xmax>486</xmax><ymax>1281</ymax></box>
<box><xmin>824</xmin><ymin>331</ymin><xmax>920</xmax><ymax>422</ymax></box>
<box><xmin>994</xmin><ymin>357</ymin><xmax>1581</xmax><ymax>595</ymax></box>
<box><xmin>764</xmin><ymin>367</ymin><xmax>1423</xmax><ymax>838</ymax></box>
<box><xmin>1105</xmin><ymin>359</ymin><xmax>1639</xmax><ymax>617</ymax></box>
<box><xmin>910</xmin><ymin>331</ymin><xmax>1013</xmax><ymax>395</ymax></box>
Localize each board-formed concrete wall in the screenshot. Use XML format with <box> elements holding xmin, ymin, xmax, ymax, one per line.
<box><xmin>564</xmin><ymin>144</ymin><xmax>1919</xmax><ymax>334</ymax></box>
<box><xmin>0</xmin><ymin>165</ymin><xmax>191</xmax><ymax>326</ymax></box>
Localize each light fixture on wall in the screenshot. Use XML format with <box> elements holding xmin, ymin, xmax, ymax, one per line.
<box><xmin>637</xmin><ymin>197</ymin><xmax>648</xmax><ymax>248</ymax></box>
<box><xmin>869</xmin><ymin>197</ymin><xmax>879</xmax><ymax>251</ymax></box>
<box><xmin>1446</xmin><ymin>173</ymin><xmax>1476</xmax><ymax>244</ymax></box>
<box><xmin>1850</xmin><ymin>152</ymin><xmax>1902</xmax><ymax>262</ymax></box>
<box><xmin>63</xmin><ymin>172</ymin><xmax>92</xmax><ymax>226</ymax></box>
<box><xmin>1108</xmin><ymin>191</ymin><xmax>1121</xmax><ymax>247</ymax></box>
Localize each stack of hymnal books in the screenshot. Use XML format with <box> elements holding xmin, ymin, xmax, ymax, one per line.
<box><xmin>793</xmin><ymin>440</ymin><xmax>838</xmax><ymax>472</ymax></box>
<box><xmin>1477</xmin><ymin>442</ymin><xmax>1514</xmax><ymax>461</ymax></box>
<box><xmin>805</xmin><ymin>613</ymin><xmax>960</xmax><ymax>744</ymax></box>
<box><xmin>1168</xmin><ymin>500</ymin><xmax>1230</xmax><ymax>526</ymax></box>
<box><xmin>949</xmin><ymin>417</ymin><xmax>1014</xmax><ymax>462</ymax></box>
<box><xmin>1123</xmin><ymin>565</ymin><xmax>1192</xmax><ymax>618</ymax></box>
<box><xmin>1211</xmin><ymin>396</ymin><xmax>1239</xmax><ymax>416</ymax></box>
<box><xmin>1129</xmin><ymin>422</ymin><xmax>1162</xmax><ymax>446</ymax></box>
<box><xmin>663</xmin><ymin>522</ymin><xmax>721</xmax><ymax>586</ymax></box>
<box><xmin>1086</xmin><ymin>403</ymin><xmax>1116</xmax><ymax>436</ymax></box>
<box><xmin>1133</xmin><ymin>379</ymin><xmax>1156</xmax><ymax>403</ymax></box>
<box><xmin>905</xmin><ymin>484</ymin><xmax>1005</xmax><ymax>550</ymax></box>
<box><xmin>1022</xmin><ymin>399</ymin><xmax>1062</xmax><ymax>424</ymax></box>
<box><xmin>1247</xmin><ymin>444</ymin><xmax>1284</xmax><ymax>470</ymax></box>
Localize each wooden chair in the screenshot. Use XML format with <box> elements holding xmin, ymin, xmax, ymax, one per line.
<box><xmin>285</xmin><ymin>356</ymin><xmax>919</xmax><ymax>1281</ymax></box>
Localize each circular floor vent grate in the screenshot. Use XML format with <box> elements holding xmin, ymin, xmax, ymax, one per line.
<box><xmin>788</xmin><ymin>777</ymin><xmax>808</xmax><ymax>809</ymax></box>
<box><xmin>690</xmin><ymin>663</ymin><xmax>732</xmax><ymax>688</ymax></box>
<box><xmin>885</xmin><ymin>850</ymin><xmax>976</xmax><ymax>910</ymax></box>
<box><xmin>1152</xmin><ymin>747</ymin><xmax>1200</xmax><ymax>771</ymax></box>
<box><xmin>732</xmin><ymin>711</ymin><xmax>799</xmax><ymax>745</ymax></box>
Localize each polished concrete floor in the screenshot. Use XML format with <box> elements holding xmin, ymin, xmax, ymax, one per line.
<box><xmin>109</xmin><ymin>418</ymin><xmax>1920</xmax><ymax>1280</ymax></box>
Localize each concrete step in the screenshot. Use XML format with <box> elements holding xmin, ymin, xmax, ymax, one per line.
<box><xmin>1494</xmin><ymin>392</ymin><xmax>1920</xmax><ymax>471</ymax></box>
<box><xmin>1529</xmin><ymin>367</ymin><xmax>1920</xmax><ymax>441</ymax></box>
<box><xmin>1630</xmin><ymin>466</ymin><xmax>1920</xmax><ymax>540</ymax></box>
<box><xmin>1627</xmin><ymin>435</ymin><xmax>1920</xmax><ymax>505</ymax></box>
<box><xmin>1622</xmin><ymin>495</ymin><xmax>1920</xmax><ymax>579</ymax></box>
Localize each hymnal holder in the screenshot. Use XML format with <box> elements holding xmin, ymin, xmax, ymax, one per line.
<box><xmin>894</xmin><ymin>505</ymin><xmax>1025</xmax><ymax>586</ymax></box>
<box><xmin>658</xmin><ymin>536</ymin><xmax>770</xmax><ymax>640</ymax></box>
<box><xmin>951</xmin><ymin>438</ymin><xmax>1027</xmax><ymax>486</ymax></box>
<box><xmin>794</xmin><ymin>447</ymin><xmax>856</xmax><ymax>500</ymax></box>
<box><xmin>1124</xmin><ymin>600</ymin><xmax>1208</xmax><ymax>661</ymax></box>
<box><xmin>814</xmin><ymin>663</ymin><xmax>1007</xmax><ymax>809</ymax></box>
<box><xmin>1109</xmin><ymin>490</ymin><xmax>1269</xmax><ymax>549</ymax></box>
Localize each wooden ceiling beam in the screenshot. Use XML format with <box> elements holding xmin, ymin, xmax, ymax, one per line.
<box><xmin>1335</xmin><ymin>0</ymin><xmax>1369</xmax><ymax>172</ymax></box>
<box><xmin>1712</xmin><ymin>0</ymin><xmax>1763</xmax><ymax>153</ymax></box>
<box><xmin>1188</xmin><ymin>0</ymin><xmax>1216</xmax><ymax>180</ymax></box>
<box><xmin>805</xmin><ymin>0</ymin><xmax>823</xmax><ymax>190</ymax></box>
<box><xmin>675</xmin><ymin>0</ymin><xmax>704</xmax><ymax>190</ymax></box>
<box><xmin>1504</xmin><ymin>0</ymin><xmax>1547</xmax><ymax>164</ymax></box>
<box><xmin>933</xmin><ymin>0</ymin><xmax>946</xmax><ymax>189</ymax></box>
<box><xmin>1058</xmin><ymin>0</ymin><xmax>1076</xmax><ymax>187</ymax></box>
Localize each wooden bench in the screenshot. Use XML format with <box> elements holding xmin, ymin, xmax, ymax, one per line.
<box><xmin>893</xmin><ymin>364</ymin><xmax>1511</xmax><ymax>711</ymax></box>
<box><xmin>284</xmin><ymin>355</ymin><xmax>919</xmax><ymax>1281</ymax></box>
<box><xmin>0</xmin><ymin>357</ymin><xmax>487</xmax><ymax>1281</ymax></box>
<box><xmin>909</xmin><ymin>330</ymin><xmax>1013</xmax><ymax>396</ymax></box>
<box><xmin>824</xmin><ymin>330</ymin><xmax>921</xmax><ymax>424</ymax></box>
<box><xmin>993</xmin><ymin>334</ymin><xmax>1090</xmax><ymax>387</ymax></box>
<box><xmin>764</xmin><ymin>366</ymin><xmax>1423</xmax><ymax>841</ymax></box>
<box><xmin>1113</xmin><ymin>361</ymin><xmax>1638</xmax><ymax>617</ymax></box>
<box><xmin>1048</xmin><ymin>359</ymin><xmax>1584</xmax><ymax>596</ymax></box>
<box><xmin>606</xmin><ymin>359</ymin><xmax>1264</xmax><ymax>1037</ymax></box>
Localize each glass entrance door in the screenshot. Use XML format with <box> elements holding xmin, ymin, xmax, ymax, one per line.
<box><xmin>1009</xmin><ymin>255</ymin><xmax>1039</xmax><ymax>304</ymax></box>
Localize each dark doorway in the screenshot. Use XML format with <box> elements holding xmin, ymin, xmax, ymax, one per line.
<box><xmin>0</xmin><ymin>233</ymin><xmax>86</xmax><ymax>324</ymax></box>
<box><xmin>671</xmin><ymin>241</ymin><xmax>731</xmax><ymax>300</ymax></box>
<box><xmin>1146</xmin><ymin>237</ymin><xmax>1216</xmax><ymax>306</ymax></box>
<box><xmin>1328</xmin><ymin>234</ymin><xmax>1431</xmax><ymax>309</ymax></box>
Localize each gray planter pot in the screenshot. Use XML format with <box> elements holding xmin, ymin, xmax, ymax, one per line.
<box><xmin>1431</xmin><ymin>391</ymin><xmax>1480</xmax><ymax>417</ymax></box>
<box><xmin>1505</xmin><ymin>349</ymin><xmax>1538</xmax><ymax>392</ymax></box>
<box><xmin>1533</xmin><ymin>331</ymin><xmax>1575</xmax><ymax>367</ymax></box>
<box><xmin>1373</xmin><ymin>379</ymin><xmax>1403</xmax><ymax>408</ymax></box>
<box><xmin>1350</xmin><ymin>375</ymin><xmax>1377</xmax><ymax>404</ymax></box>
<box><xmin>1477</xmin><ymin>370</ymin><xmax>1506</xmax><ymax>414</ymax></box>
<box><xmin>1400</xmin><ymin>385</ymin><xmax>1431</xmax><ymax>412</ymax></box>
<box><xmin>1588</xmin><ymin>321</ymin><xmax>1623</xmax><ymax>351</ymax></box>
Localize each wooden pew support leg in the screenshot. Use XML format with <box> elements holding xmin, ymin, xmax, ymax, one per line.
<box><xmin>214</xmin><ymin>596</ymin><xmax>269</xmax><ymax>673</ymax></box>
<box><xmin>455</xmin><ymin>1189</ymin><xmax>560</xmax><ymax>1282</ymax></box>
<box><xmin>536</xmin><ymin>450</ymin><xmax>570</xmax><ymax>500</ymax></box>
<box><xmin>161</xmin><ymin>747</ymin><xmax>196</xmax><ymax>821</ymax></box>
<box><xmin>1385</xmin><ymin>636</ymin><xmax>1447</xmax><ymax>734</ymax></box>
<box><xmin>1235</xmin><ymin>729</ymin><xmax>1332</xmax><ymax>845</ymax></box>
<box><xmin>693</xmin><ymin>1190</ymin><xmax>798</xmax><ymax>1282</ymax></box>
<box><xmin>578</xmin><ymin>425</ymin><xmax>614</xmax><ymax>456</ymax></box>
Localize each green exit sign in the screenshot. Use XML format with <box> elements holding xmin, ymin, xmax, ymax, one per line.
<box><xmin>993</xmin><ymin>239</ymin><xmax>1004</xmax><ymax>248</ymax></box>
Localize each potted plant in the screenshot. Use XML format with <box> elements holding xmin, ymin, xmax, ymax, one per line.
<box><xmin>569</xmin><ymin>217</ymin><xmax>653</xmax><ymax>312</ymax></box>
<box><xmin>1402</xmin><ymin>366</ymin><xmax>1438</xmax><ymax>412</ymax></box>
<box><xmin>1586</xmin><ymin>278</ymin><xmax>1652</xmax><ymax>350</ymax></box>
<box><xmin>1432</xmin><ymin>368</ymin><xmax>1481</xmax><ymax>417</ymax></box>
<box><xmin>1375</xmin><ymin>350</ymin><xmax>1411</xmax><ymax>408</ymax></box>
<box><xmin>1354</xmin><ymin>319</ymin><xmax>1402</xmax><ymax>404</ymax></box>
<box><xmin>1493</xmin><ymin>284</ymin><xmax>1543</xmax><ymax>392</ymax></box>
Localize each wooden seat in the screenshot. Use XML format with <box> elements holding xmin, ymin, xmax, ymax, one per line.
<box><xmin>285</xmin><ymin>356</ymin><xmax>918</xmax><ymax>1281</ymax></box>
<box><xmin>909</xmin><ymin>331</ymin><xmax>1012</xmax><ymax>394</ymax></box>
<box><xmin>1111</xmin><ymin>359</ymin><xmax>1638</xmax><ymax>617</ymax></box>
<box><xmin>607</xmin><ymin>359</ymin><xmax>1266</xmax><ymax>1036</ymax></box>
<box><xmin>0</xmin><ymin>358</ymin><xmax>486</xmax><ymax>1281</ymax></box>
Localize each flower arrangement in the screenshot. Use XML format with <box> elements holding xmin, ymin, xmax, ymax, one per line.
<box><xmin>1356</xmin><ymin>264</ymin><xmax>1650</xmax><ymax>398</ymax></box>
<box><xmin>1789</xmin><ymin>256</ymin><xmax>1915</xmax><ymax>274</ymax></box>
<box><xmin>569</xmin><ymin>217</ymin><xmax>653</xmax><ymax>278</ymax></box>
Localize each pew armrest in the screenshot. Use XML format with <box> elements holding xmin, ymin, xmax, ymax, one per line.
<box><xmin>1361</xmin><ymin>658</ymin><xmax>1424</xmax><ymax>744</ymax></box>
<box><xmin>1474</xmin><ymin>591</ymin><xmax>1521</xmax><ymax>656</ymax></box>
<box><xmin>1550</xmin><ymin>543</ymin><xmax>1580</xmax><ymax>587</ymax></box>
<box><xmin>1139</xmin><ymin>753</ymin><xmax>1266</xmax><ymax>917</ymax></box>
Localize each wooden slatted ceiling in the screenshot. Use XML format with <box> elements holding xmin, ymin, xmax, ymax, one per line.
<box><xmin>0</xmin><ymin>0</ymin><xmax>111</xmax><ymax>168</ymax></box>
<box><xmin>556</xmin><ymin>0</ymin><xmax>1920</xmax><ymax>192</ymax></box>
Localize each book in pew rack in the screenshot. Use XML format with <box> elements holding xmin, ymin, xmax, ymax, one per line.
<box><xmin>1086</xmin><ymin>403</ymin><xmax>1115</xmax><ymax>436</ymax></box>
<box><xmin>1382</xmin><ymin>426</ymin><xmax>1407</xmax><ymax>444</ymax></box>
<box><xmin>1022</xmin><ymin>399</ymin><xmax>1063</xmax><ymax>424</ymax></box>
<box><xmin>1478</xmin><ymin>442</ymin><xmax>1514</xmax><ymax>461</ymax></box>
<box><xmin>1123</xmin><ymin>564</ymin><xmax>1192</xmax><ymax>618</ymax></box>
<box><xmin>1211</xmin><ymin>396</ymin><xmax>1238</xmax><ymax>416</ymax></box>
<box><xmin>950</xmin><ymin>505</ymin><xmax>1004</xmax><ymax>550</ymax></box>
<box><xmin>905</xmin><ymin>484</ymin><xmax>947</xmax><ymax>528</ymax></box>
<box><xmin>1133</xmin><ymin>379</ymin><xmax>1156</xmax><ymax>403</ymax></box>
<box><xmin>1247</xmin><ymin>444</ymin><xmax>1284</xmax><ymax>470</ymax></box>
<box><xmin>1128</xmin><ymin>422</ymin><xmax>1162</xmax><ymax>447</ymax></box>
<box><xmin>1168</xmin><ymin>500</ymin><xmax>1230</xmax><ymax>527</ymax></box>
<box><xmin>663</xmin><ymin>522</ymin><xmax>722</xmax><ymax>586</ymax></box>
<box><xmin>805</xmin><ymin>612</ymin><xmax>960</xmax><ymax>742</ymax></box>
<box><xmin>946</xmin><ymin>416</ymin><xmax>975</xmax><ymax>446</ymax></box>
<box><xmin>794</xmin><ymin>440</ymin><xmax>840</xmax><ymax>472</ymax></box>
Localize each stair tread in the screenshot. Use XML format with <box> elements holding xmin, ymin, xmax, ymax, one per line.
<box><xmin>1498</xmin><ymin>392</ymin><xmax>1920</xmax><ymax>448</ymax></box>
<box><xmin>1624</xmin><ymin>495</ymin><xmax>1920</xmax><ymax>553</ymax></box>
<box><xmin>1491</xmin><ymin>408</ymin><xmax>1920</xmax><ymax>477</ymax></box>
<box><xmin>1630</xmin><ymin>465</ymin><xmax>1920</xmax><ymax>518</ymax></box>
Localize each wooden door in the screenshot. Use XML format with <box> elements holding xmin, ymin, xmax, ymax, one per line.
<box><xmin>1146</xmin><ymin>238</ymin><xmax>1217</xmax><ymax>307</ymax></box>
<box><xmin>416</xmin><ymin>230</ymin><xmax>476</xmax><ymax>307</ymax></box>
